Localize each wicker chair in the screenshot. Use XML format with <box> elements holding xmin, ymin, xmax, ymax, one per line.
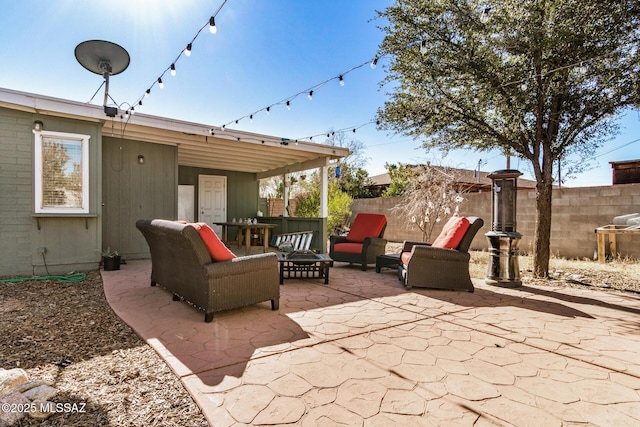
<box><xmin>398</xmin><ymin>216</ymin><xmax>484</xmax><ymax>292</ymax></box>
<box><xmin>136</xmin><ymin>219</ymin><xmax>279</xmax><ymax>322</ymax></box>
<box><xmin>329</xmin><ymin>213</ymin><xmax>387</xmax><ymax>271</ymax></box>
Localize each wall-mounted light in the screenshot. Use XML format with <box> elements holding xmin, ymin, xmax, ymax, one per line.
<box><xmin>137</xmin><ymin>154</ymin><xmax>145</xmax><ymax>164</ymax></box>
<box><xmin>33</xmin><ymin>120</ymin><xmax>44</xmax><ymax>131</ymax></box>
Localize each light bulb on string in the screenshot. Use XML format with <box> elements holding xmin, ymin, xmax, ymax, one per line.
<box><xmin>578</xmin><ymin>62</ymin><xmax>588</xmax><ymax>75</ymax></box>
<box><xmin>520</xmin><ymin>81</ymin><xmax>528</xmax><ymax>91</ymax></box>
<box><xmin>130</xmin><ymin>106</ymin><xmax>135</xmax><ymax>115</ymax></box>
<box><xmin>266</xmin><ymin>106</ymin><xmax>271</xmax><ymax>115</ymax></box>
<box><xmin>209</xmin><ymin>17</ymin><xmax>217</xmax><ymax>34</ymax></box>
<box><xmin>158</xmin><ymin>78</ymin><xmax>164</xmax><ymax>89</ymax></box>
<box><xmin>308</xmin><ymin>90</ymin><xmax>313</xmax><ymax>100</ymax></box>
<box><xmin>480</xmin><ymin>7</ymin><xmax>491</xmax><ymax>24</ymax></box>
<box><xmin>170</xmin><ymin>63</ymin><xmax>176</xmax><ymax>76</ymax></box>
<box><xmin>370</xmin><ymin>57</ymin><xmax>378</xmax><ymax>69</ymax></box>
<box><xmin>286</xmin><ymin>100</ymin><xmax>291</xmax><ymax>110</ymax></box>
<box><xmin>138</xmin><ymin>100</ymin><xmax>143</xmax><ymax>110</ymax></box>
<box><xmin>339</xmin><ymin>75</ymin><xmax>345</xmax><ymax>86</ymax></box>
<box><xmin>420</xmin><ymin>40</ymin><xmax>428</xmax><ymax>55</ymax></box>
<box><xmin>184</xmin><ymin>43</ymin><xmax>192</xmax><ymax>57</ymax></box>
<box><xmin>145</xmin><ymin>89</ymin><xmax>150</xmax><ymax>98</ymax></box>
<box><xmin>249</xmin><ymin>114</ymin><xmax>253</xmax><ymax>123</ymax></box>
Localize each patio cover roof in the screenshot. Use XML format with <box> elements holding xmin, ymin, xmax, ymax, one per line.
<box><xmin>0</xmin><ymin>87</ymin><xmax>350</xmax><ymax>178</ymax></box>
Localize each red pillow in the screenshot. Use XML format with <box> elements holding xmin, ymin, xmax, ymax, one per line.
<box><xmin>431</xmin><ymin>217</ymin><xmax>470</xmax><ymax>249</ymax></box>
<box><xmin>346</xmin><ymin>214</ymin><xmax>386</xmax><ymax>243</ymax></box>
<box><xmin>190</xmin><ymin>223</ymin><xmax>237</xmax><ymax>262</ymax></box>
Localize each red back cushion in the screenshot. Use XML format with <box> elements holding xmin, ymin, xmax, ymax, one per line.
<box><xmin>190</xmin><ymin>223</ymin><xmax>237</xmax><ymax>262</ymax></box>
<box><xmin>431</xmin><ymin>217</ymin><xmax>470</xmax><ymax>249</ymax></box>
<box><xmin>346</xmin><ymin>214</ymin><xmax>386</xmax><ymax>243</ymax></box>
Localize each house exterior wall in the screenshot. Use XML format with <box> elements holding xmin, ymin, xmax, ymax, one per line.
<box><xmin>352</xmin><ymin>183</ymin><xmax>640</xmax><ymax>260</ymax></box>
<box><xmin>0</xmin><ymin>107</ymin><xmax>101</xmax><ymax>276</ymax></box>
<box><xmin>102</xmin><ymin>136</ymin><xmax>178</xmax><ymax>259</ymax></box>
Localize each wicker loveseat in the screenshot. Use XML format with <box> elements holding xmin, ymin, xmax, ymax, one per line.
<box><xmin>136</xmin><ymin>219</ymin><xmax>279</xmax><ymax>322</ymax></box>
<box><xmin>398</xmin><ymin>216</ymin><xmax>484</xmax><ymax>292</ymax></box>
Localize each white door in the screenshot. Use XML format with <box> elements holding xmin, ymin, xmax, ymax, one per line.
<box><xmin>198</xmin><ymin>175</ymin><xmax>226</xmax><ymax>235</ymax></box>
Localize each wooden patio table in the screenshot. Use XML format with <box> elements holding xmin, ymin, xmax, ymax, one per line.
<box><xmin>213</xmin><ymin>222</ymin><xmax>276</xmax><ymax>255</ymax></box>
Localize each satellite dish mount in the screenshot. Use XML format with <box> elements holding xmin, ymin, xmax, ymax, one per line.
<box><xmin>75</xmin><ymin>40</ymin><xmax>130</xmax><ymax>117</ymax></box>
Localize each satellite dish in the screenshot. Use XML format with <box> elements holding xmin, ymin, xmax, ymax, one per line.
<box><xmin>75</xmin><ymin>40</ymin><xmax>130</xmax><ymax>117</ymax></box>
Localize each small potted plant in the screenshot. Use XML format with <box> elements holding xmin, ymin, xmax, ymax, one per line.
<box><xmin>102</xmin><ymin>247</ymin><xmax>121</xmax><ymax>271</ymax></box>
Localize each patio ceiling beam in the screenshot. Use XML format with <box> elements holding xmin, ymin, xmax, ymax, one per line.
<box><xmin>256</xmin><ymin>156</ymin><xmax>339</xmax><ymax>179</ymax></box>
<box><xmin>177</xmin><ymin>148</ymin><xmax>313</xmax><ymax>170</ymax></box>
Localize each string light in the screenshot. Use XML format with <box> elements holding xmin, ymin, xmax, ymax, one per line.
<box><xmin>209</xmin><ymin>16</ymin><xmax>217</xmax><ymax>34</ymax></box>
<box><xmin>220</xmin><ymin>55</ymin><xmax>386</xmax><ymax>129</ymax></box>
<box><xmin>295</xmin><ymin>120</ymin><xmax>376</xmax><ymax>142</ymax></box>
<box><xmin>420</xmin><ymin>40</ymin><xmax>428</xmax><ymax>55</ymax></box>
<box><xmin>370</xmin><ymin>56</ymin><xmax>378</xmax><ymax>69</ymax></box>
<box><xmin>480</xmin><ymin>7</ymin><xmax>491</xmax><ymax>24</ymax></box>
<box><xmin>120</xmin><ymin>0</ymin><xmax>228</xmax><ymax>126</ymax></box>
<box><xmin>579</xmin><ymin>62</ymin><xmax>588</xmax><ymax>74</ymax></box>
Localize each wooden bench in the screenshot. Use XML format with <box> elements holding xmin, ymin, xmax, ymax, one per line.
<box><xmin>270</xmin><ymin>231</ymin><xmax>314</xmax><ymax>251</ymax></box>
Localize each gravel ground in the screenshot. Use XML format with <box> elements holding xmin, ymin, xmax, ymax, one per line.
<box><xmin>1</xmin><ymin>254</ymin><xmax>637</xmax><ymax>426</ymax></box>
<box><xmin>0</xmin><ymin>270</ymin><xmax>208</xmax><ymax>427</ymax></box>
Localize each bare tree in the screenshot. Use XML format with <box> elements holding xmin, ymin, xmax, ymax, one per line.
<box><xmin>391</xmin><ymin>164</ymin><xmax>467</xmax><ymax>242</ymax></box>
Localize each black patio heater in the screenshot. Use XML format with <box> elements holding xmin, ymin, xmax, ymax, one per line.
<box><xmin>485</xmin><ymin>169</ymin><xmax>523</xmax><ymax>287</ymax></box>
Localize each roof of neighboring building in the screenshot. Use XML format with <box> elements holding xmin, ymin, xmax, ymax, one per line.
<box><xmin>0</xmin><ymin>87</ymin><xmax>350</xmax><ymax>178</ymax></box>
<box><xmin>368</xmin><ymin>165</ymin><xmax>539</xmax><ymax>190</ymax></box>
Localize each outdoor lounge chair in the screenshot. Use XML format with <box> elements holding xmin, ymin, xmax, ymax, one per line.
<box><xmin>136</xmin><ymin>219</ymin><xmax>279</xmax><ymax>322</ymax></box>
<box><xmin>329</xmin><ymin>213</ymin><xmax>387</xmax><ymax>271</ymax></box>
<box><xmin>398</xmin><ymin>216</ymin><xmax>484</xmax><ymax>292</ymax></box>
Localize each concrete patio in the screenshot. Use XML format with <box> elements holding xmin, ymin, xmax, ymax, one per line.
<box><xmin>102</xmin><ymin>259</ymin><xmax>640</xmax><ymax>426</ymax></box>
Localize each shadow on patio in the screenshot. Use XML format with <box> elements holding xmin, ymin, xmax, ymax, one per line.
<box><xmin>102</xmin><ymin>259</ymin><xmax>640</xmax><ymax>426</ymax></box>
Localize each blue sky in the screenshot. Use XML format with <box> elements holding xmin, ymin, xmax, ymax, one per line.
<box><xmin>1</xmin><ymin>0</ymin><xmax>638</xmax><ymax>186</ymax></box>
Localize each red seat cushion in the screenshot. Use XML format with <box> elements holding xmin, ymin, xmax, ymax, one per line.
<box><xmin>190</xmin><ymin>223</ymin><xmax>237</xmax><ymax>262</ymax></box>
<box><xmin>431</xmin><ymin>217</ymin><xmax>470</xmax><ymax>249</ymax></box>
<box><xmin>333</xmin><ymin>242</ymin><xmax>364</xmax><ymax>254</ymax></box>
<box><xmin>346</xmin><ymin>213</ymin><xmax>386</xmax><ymax>243</ymax></box>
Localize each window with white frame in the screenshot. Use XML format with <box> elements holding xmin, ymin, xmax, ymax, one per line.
<box><xmin>34</xmin><ymin>130</ymin><xmax>90</xmax><ymax>214</ymax></box>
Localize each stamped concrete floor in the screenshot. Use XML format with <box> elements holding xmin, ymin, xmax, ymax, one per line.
<box><xmin>102</xmin><ymin>260</ymin><xmax>640</xmax><ymax>426</ymax></box>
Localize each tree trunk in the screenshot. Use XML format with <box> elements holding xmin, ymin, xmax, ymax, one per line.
<box><xmin>532</xmin><ymin>179</ymin><xmax>553</xmax><ymax>278</ymax></box>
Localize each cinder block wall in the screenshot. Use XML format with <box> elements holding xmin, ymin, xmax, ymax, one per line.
<box><xmin>352</xmin><ymin>183</ymin><xmax>640</xmax><ymax>259</ymax></box>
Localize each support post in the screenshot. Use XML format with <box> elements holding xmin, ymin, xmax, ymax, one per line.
<box><xmin>282</xmin><ymin>174</ymin><xmax>289</xmax><ymax>217</ymax></box>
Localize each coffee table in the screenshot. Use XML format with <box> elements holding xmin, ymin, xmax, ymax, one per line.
<box><xmin>277</xmin><ymin>251</ymin><xmax>332</xmax><ymax>285</ymax></box>
<box><xmin>375</xmin><ymin>253</ymin><xmax>401</xmax><ymax>273</ymax></box>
